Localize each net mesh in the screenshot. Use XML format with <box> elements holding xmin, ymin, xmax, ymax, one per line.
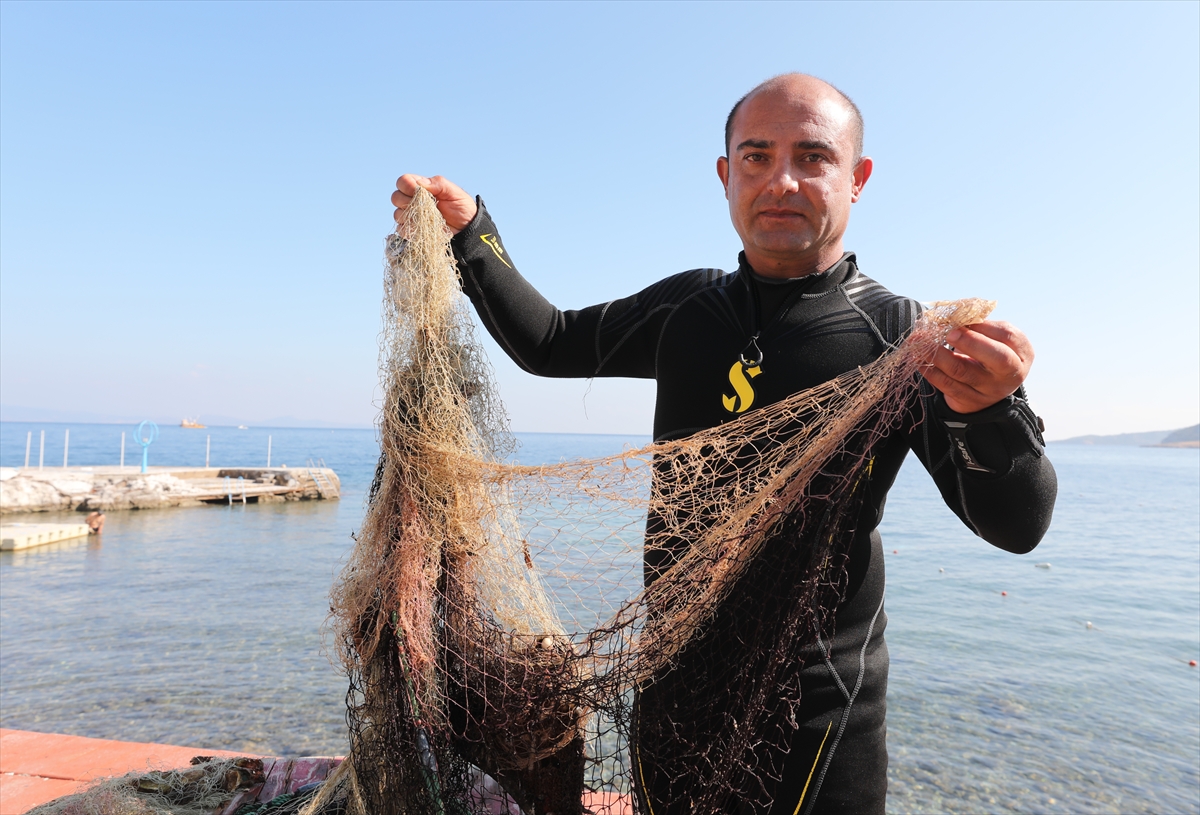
<box><xmin>318</xmin><ymin>188</ymin><xmax>995</xmax><ymax>815</ymax></box>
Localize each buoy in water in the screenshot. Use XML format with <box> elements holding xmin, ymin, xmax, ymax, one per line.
<box><xmin>892</xmin><ymin>549</ymin><xmax>898</xmax><ymax>554</ymax></box>
<box><xmin>1035</xmin><ymin>562</ymin><xmax>1051</xmax><ymax>569</ymax></box>
<box><xmin>939</xmin><ymin>568</ymin><xmax>945</xmax><ymax>573</ymax></box>
<box><xmin>1086</xmin><ymin>621</ymin><xmax>1093</xmax><ymax>629</ymax></box>
<box><xmin>1001</xmin><ymin>591</ymin><xmax>1008</xmax><ymax>596</ymax></box>
<box><xmin>1190</xmin><ymin>660</ymin><xmax>1197</xmax><ymax>667</ymax></box>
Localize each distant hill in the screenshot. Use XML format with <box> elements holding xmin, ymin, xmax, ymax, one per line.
<box><xmin>1055</xmin><ymin>429</ymin><xmax>1170</xmax><ymax>446</ymax></box>
<box><xmin>1161</xmin><ymin>424</ymin><xmax>1200</xmax><ymax>444</ymax></box>
<box><xmin>1055</xmin><ymin>424</ymin><xmax>1198</xmax><ymax>446</ymax></box>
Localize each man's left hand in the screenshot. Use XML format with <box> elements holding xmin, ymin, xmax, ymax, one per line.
<box><xmin>924</xmin><ymin>321</ymin><xmax>1034</xmax><ymax>414</ymax></box>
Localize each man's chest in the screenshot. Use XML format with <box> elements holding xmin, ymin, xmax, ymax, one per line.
<box><xmin>651</xmin><ymin>288</ymin><xmax>883</xmax><ymax>439</ymax></box>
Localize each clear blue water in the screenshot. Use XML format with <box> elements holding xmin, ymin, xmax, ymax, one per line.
<box><xmin>2</xmin><ymin>422</ymin><xmax>1197</xmax><ymax>813</ymax></box>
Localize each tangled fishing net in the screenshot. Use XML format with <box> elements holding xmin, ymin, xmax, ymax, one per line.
<box><xmin>24</xmin><ymin>189</ymin><xmax>992</xmax><ymax>815</ymax></box>
<box><xmin>312</xmin><ymin>188</ymin><xmax>995</xmax><ymax>815</ymax></box>
<box><xmin>26</xmin><ymin>757</ymin><xmax>267</xmax><ymax>815</ymax></box>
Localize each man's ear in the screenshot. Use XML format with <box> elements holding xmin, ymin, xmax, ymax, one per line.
<box><xmin>716</xmin><ymin>156</ymin><xmax>730</xmax><ymax>199</ymax></box>
<box><xmin>851</xmin><ymin>156</ymin><xmax>873</xmax><ymax>202</ymax></box>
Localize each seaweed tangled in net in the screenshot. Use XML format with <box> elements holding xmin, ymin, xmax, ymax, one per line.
<box><xmin>317</xmin><ymin>189</ymin><xmax>994</xmax><ymax>815</ymax></box>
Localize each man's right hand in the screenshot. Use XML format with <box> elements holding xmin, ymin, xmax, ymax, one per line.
<box><xmin>392</xmin><ymin>174</ymin><xmax>478</xmax><ymax>234</ymax></box>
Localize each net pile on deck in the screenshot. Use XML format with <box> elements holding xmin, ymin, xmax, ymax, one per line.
<box><xmin>315</xmin><ymin>188</ymin><xmax>994</xmax><ymax>815</ymax></box>
<box><xmin>27</xmin><ymin>757</ymin><xmax>268</xmax><ymax>815</ymax></box>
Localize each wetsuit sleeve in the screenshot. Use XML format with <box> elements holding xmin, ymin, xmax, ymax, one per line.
<box><xmin>449</xmin><ymin>198</ymin><xmax>657</xmax><ymax>379</ymax></box>
<box><xmin>909</xmin><ymin>383</ymin><xmax>1057</xmax><ymax>553</ymax></box>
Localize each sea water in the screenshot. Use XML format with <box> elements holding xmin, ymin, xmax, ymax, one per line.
<box><xmin>1</xmin><ymin>422</ymin><xmax>1197</xmax><ymax>813</ymax></box>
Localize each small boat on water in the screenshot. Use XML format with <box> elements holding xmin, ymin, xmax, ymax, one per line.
<box><xmin>180</xmin><ymin>418</ymin><xmax>206</xmax><ymax>429</ymax></box>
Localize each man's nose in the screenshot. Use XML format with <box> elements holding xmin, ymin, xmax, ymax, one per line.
<box><xmin>766</xmin><ymin>164</ymin><xmax>801</xmax><ymax>196</ymax></box>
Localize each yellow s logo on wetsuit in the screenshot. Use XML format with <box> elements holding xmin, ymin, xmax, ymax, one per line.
<box><xmin>722</xmin><ymin>361</ymin><xmax>762</xmax><ymax>414</ymax></box>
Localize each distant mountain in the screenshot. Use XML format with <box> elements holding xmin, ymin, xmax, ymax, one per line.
<box><xmin>1055</xmin><ymin>424</ymin><xmax>1198</xmax><ymax>446</ymax></box>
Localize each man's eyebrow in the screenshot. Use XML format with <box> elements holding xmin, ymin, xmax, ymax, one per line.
<box><xmin>735</xmin><ymin>138</ymin><xmax>837</xmax><ymax>152</ymax></box>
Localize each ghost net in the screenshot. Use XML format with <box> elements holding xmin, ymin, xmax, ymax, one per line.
<box><xmin>315</xmin><ymin>189</ymin><xmax>994</xmax><ymax>815</ymax></box>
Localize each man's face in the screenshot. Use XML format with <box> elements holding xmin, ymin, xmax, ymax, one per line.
<box><xmin>717</xmin><ymin>81</ymin><xmax>871</xmax><ymax>277</ymax></box>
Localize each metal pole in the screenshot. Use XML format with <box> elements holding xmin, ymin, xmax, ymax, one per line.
<box><xmin>39</xmin><ymin>430</ymin><xmax>45</xmax><ymax>470</ymax></box>
<box><xmin>226</xmin><ymin>475</ymin><xmax>232</xmax><ymax>505</ymax></box>
<box><xmin>267</xmin><ymin>435</ymin><xmax>272</xmax><ymax>467</ymax></box>
<box><xmin>25</xmin><ymin>432</ymin><xmax>31</xmax><ymax>468</ymax></box>
<box><xmin>205</xmin><ymin>435</ymin><xmax>211</xmax><ymax>468</ymax></box>
<box><xmin>121</xmin><ymin>432</ymin><xmax>126</xmax><ymax>469</ymax></box>
<box><xmin>63</xmin><ymin>429</ymin><xmax>70</xmax><ymax>468</ymax></box>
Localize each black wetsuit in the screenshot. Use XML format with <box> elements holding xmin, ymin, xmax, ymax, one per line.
<box><xmin>449</xmin><ymin>200</ymin><xmax>1057</xmax><ymax>815</ymax></box>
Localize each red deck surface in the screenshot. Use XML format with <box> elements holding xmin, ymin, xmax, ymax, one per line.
<box><xmin>0</xmin><ymin>728</ymin><xmax>250</xmax><ymax>814</ymax></box>
<box><xmin>0</xmin><ymin>728</ymin><xmax>632</xmax><ymax>815</ymax></box>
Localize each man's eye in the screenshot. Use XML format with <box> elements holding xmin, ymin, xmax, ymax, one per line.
<box><xmin>802</xmin><ymin>153</ymin><xmax>827</xmax><ymax>162</ymax></box>
<box><xmin>745</xmin><ymin>153</ymin><xmax>768</xmax><ymax>162</ymax></box>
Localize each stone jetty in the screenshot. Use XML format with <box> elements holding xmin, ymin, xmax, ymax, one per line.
<box><xmin>0</xmin><ymin>465</ymin><xmax>340</xmax><ymax>514</ymax></box>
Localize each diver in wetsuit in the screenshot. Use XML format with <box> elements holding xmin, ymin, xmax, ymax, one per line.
<box><xmin>391</xmin><ymin>73</ymin><xmax>1057</xmax><ymax>815</ymax></box>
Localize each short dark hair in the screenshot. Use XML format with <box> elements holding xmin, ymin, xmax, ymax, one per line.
<box><xmin>724</xmin><ymin>74</ymin><xmax>864</xmax><ymax>161</ymax></box>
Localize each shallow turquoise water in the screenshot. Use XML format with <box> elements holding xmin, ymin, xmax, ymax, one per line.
<box><xmin>1</xmin><ymin>423</ymin><xmax>1197</xmax><ymax>813</ymax></box>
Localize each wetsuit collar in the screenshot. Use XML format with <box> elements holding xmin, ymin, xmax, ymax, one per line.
<box><xmin>736</xmin><ymin>251</ymin><xmax>857</xmax><ymax>295</ymax></box>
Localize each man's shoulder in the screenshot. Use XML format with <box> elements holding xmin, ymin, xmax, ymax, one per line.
<box><xmin>632</xmin><ymin>267</ymin><xmax>734</xmax><ymax>309</ymax></box>
<box><xmin>842</xmin><ymin>268</ymin><xmax>914</xmax><ymax>305</ymax></box>
<box><xmin>596</xmin><ymin>267</ymin><xmax>735</xmax><ymax>351</ymax></box>
<box><xmin>841</xmin><ymin>268</ymin><xmax>922</xmax><ymax>347</ymax></box>
<box><xmin>659</xmin><ymin>267</ymin><xmax>733</xmax><ymax>289</ymax></box>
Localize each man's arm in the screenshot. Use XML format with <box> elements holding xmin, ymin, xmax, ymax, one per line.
<box><xmin>453</xmin><ymin>198</ymin><xmax>643</xmax><ymax>378</ymax></box>
<box><xmin>858</xmin><ymin>294</ymin><xmax>1055</xmax><ymax>553</ymax></box>
<box><xmin>391</xmin><ymin>174</ymin><xmax>658</xmax><ymax>379</ymax></box>
<box><xmin>903</xmin><ymin>311</ymin><xmax>1056</xmax><ymax>551</ymax></box>
<box><xmin>910</xmin><ymin>382</ymin><xmax>1057</xmax><ymax>554</ymax></box>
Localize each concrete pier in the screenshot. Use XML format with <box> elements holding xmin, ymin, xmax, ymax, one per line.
<box><xmin>0</xmin><ymin>466</ymin><xmax>340</xmax><ymax>515</ymax></box>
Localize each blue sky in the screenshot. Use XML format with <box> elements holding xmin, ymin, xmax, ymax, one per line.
<box><xmin>2</xmin><ymin>1</ymin><xmax>1196</xmax><ymax>438</ymax></box>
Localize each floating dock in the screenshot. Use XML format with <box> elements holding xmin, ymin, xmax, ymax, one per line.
<box><xmin>0</xmin><ymin>523</ymin><xmax>90</xmax><ymax>551</ymax></box>
<box><xmin>0</xmin><ymin>466</ymin><xmax>340</xmax><ymax>515</ymax></box>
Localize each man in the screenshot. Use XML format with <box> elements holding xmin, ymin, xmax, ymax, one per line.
<box><xmin>392</xmin><ymin>74</ymin><xmax>1056</xmax><ymax>814</ymax></box>
<box><xmin>86</xmin><ymin>511</ymin><xmax>105</xmax><ymax>535</ymax></box>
